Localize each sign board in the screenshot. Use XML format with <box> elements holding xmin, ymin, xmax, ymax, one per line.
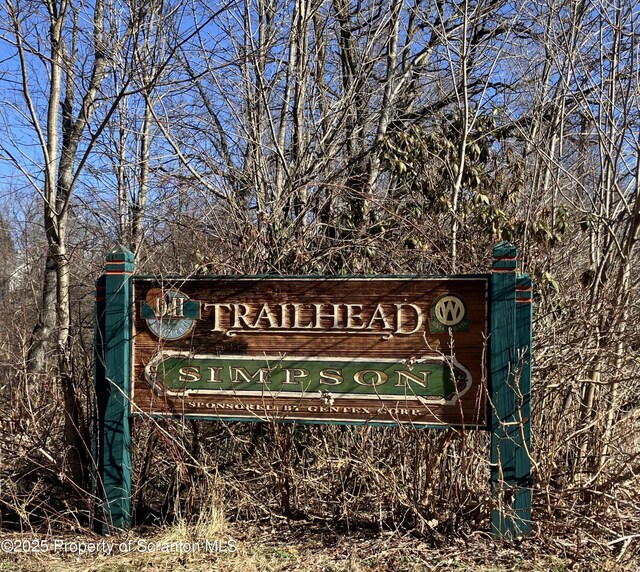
<box><xmin>94</xmin><ymin>243</ymin><xmax>532</xmax><ymax>539</ymax></box>
<box><xmin>131</xmin><ymin>278</ymin><xmax>488</xmax><ymax>427</ymax></box>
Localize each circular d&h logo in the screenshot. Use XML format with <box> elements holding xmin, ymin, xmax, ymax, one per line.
<box><xmin>140</xmin><ymin>288</ymin><xmax>200</xmax><ymax>340</ymax></box>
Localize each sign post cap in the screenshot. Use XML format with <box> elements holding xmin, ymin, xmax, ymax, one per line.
<box><xmin>492</xmin><ymin>241</ymin><xmax>518</xmax><ymax>259</ymax></box>
<box><xmin>106</xmin><ymin>245</ymin><xmax>134</xmax><ymax>262</ymax></box>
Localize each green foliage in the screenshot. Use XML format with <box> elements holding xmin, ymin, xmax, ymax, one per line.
<box><xmin>496</xmin><ymin>207</ymin><xmax>569</xmax><ymax>247</ymax></box>
<box><xmin>378</xmin><ymin>111</ymin><xmax>497</xmax><ymax>218</ymax></box>
<box><xmin>378</xmin><ymin>112</ymin><xmax>571</xmax><ymax>251</ymax></box>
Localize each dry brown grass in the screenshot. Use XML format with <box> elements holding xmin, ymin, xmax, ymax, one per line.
<box><xmin>0</xmin><ymin>521</ymin><xmax>637</xmax><ymax>572</ymax></box>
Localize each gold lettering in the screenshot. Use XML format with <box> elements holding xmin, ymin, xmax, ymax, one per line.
<box><xmin>313</xmin><ymin>303</ymin><xmax>341</xmax><ymax>329</ymax></box>
<box><xmin>232</xmin><ymin>304</ymin><xmax>253</xmax><ymax>328</ymax></box>
<box><xmin>283</xmin><ymin>367</ymin><xmax>310</xmax><ymax>384</ymax></box>
<box><xmin>353</xmin><ymin>369</ymin><xmax>388</xmax><ymax>386</ymax></box>
<box><xmin>395</xmin><ymin>303</ymin><xmax>423</xmax><ymax>335</ymax></box>
<box><xmin>179</xmin><ymin>366</ymin><xmax>201</xmax><ymax>383</ymax></box>
<box><xmin>173</xmin><ymin>296</ymin><xmax>184</xmax><ymax>317</ymax></box>
<box><xmin>292</xmin><ymin>303</ymin><xmax>313</xmax><ymax>328</ymax></box>
<box><xmin>155</xmin><ymin>295</ymin><xmax>185</xmax><ymax>317</ymax></box>
<box><xmin>204</xmin><ymin>303</ymin><xmax>231</xmax><ymax>332</ymax></box>
<box><xmin>278</xmin><ymin>303</ymin><xmax>290</xmax><ymax>328</ymax></box>
<box><xmin>206</xmin><ymin>367</ymin><xmax>223</xmax><ymax>383</ymax></box>
<box><xmin>155</xmin><ymin>297</ymin><xmax>168</xmax><ymax>317</ymax></box>
<box><xmin>230</xmin><ymin>367</ymin><xmax>270</xmax><ymax>384</ymax></box>
<box><xmin>366</xmin><ymin>303</ymin><xmax>392</xmax><ymax>330</ymax></box>
<box><xmin>208</xmin><ymin>300</ymin><xmax>428</xmax><ymax>335</ymax></box>
<box><xmin>252</xmin><ymin>303</ymin><xmax>277</xmax><ymax>329</ymax></box>
<box><xmin>319</xmin><ymin>368</ymin><xmax>343</xmax><ymax>385</ymax></box>
<box><xmin>346</xmin><ymin>304</ymin><xmax>366</xmax><ymax>329</ymax></box>
<box><xmin>395</xmin><ymin>369</ymin><xmax>431</xmax><ymax>388</ymax></box>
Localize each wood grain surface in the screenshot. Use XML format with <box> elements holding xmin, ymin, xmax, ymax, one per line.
<box><xmin>131</xmin><ymin>277</ymin><xmax>489</xmax><ymax>427</ymax></box>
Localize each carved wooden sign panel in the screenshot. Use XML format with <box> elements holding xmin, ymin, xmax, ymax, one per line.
<box><xmin>131</xmin><ymin>277</ymin><xmax>489</xmax><ymax>427</ymax></box>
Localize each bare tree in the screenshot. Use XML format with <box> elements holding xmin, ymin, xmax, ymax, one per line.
<box><xmin>0</xmin><ymin>0</ymin><xmax>638</xmax><ymax>541</ymax></box>
<box><xmin>0</xmin><ymin>0</ymin><xmax>173</xmax><ymax>487</ymax></box>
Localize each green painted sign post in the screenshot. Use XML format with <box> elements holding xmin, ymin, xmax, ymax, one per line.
<box><xmin>490</xmin><ymin>242</ymin><xmax>532</xmax><ymax>538</ymax></box>
<box><xmin>94</xmin><ymin>247</ymin><xmax>134</xmax><ymax>533</ymax></box>
<box><xmin>94</xmin><ymin>242</ymin><xmax>532</xmax><ymax>537</ymax></box>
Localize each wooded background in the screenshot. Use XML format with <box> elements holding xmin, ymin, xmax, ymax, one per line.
<box><xmin>0</xmin><ymin>0</ymin><xmax>638</xmax><ymax>545</ymax></box>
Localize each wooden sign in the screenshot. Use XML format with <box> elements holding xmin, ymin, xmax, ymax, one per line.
<box><xmin>131</xmin><ymin>278</ymin><xmax>488</xmax><ymax>427</ymax></box>
<box><xmin>95</xmin><ymin>243</ymin><xmax>532</xmax><ymax>539</ymax></box>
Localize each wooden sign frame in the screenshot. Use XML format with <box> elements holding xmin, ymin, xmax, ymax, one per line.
<box><xmin>132</xmin><ymin>276</ymin><xmax>489</xmax><ymax>427</ymax></box>
<box><xmin>94</xmin><ymin>242</ymin><xmax>532</xmax><ymax>538</ymax></box>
